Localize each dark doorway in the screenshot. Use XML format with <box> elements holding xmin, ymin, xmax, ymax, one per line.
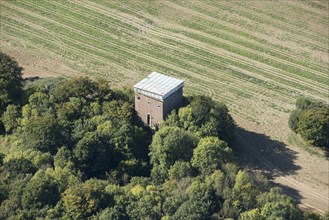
<box><xmin>147</xmin><ymin>114</ymin><xmax>151</xmax><ymax>126</ymax></box>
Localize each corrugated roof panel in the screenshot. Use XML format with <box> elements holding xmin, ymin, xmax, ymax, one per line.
<box><xmin>134</xmin><ymin>72</ymin><xmax>184</xmax><ymax>101</ymax></box>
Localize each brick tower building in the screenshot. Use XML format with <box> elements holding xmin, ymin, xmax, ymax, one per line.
<box><xmin>134</xmin><ymin>72</ymin><xmax>184</xmax><ymax>128</ymax></box>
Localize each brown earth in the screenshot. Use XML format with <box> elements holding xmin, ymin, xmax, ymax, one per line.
<box><xmin>232</xmin><ymin>112</ymin><xmax>329</xmax><ymax>214</ymax></box>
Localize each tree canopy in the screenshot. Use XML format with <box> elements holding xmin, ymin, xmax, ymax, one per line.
<box><xmin>289</xmin><ymin>97</ymin><xmax>329</xmax><ymax>148</ymax></box>
<box><xmin>0</xmin><ymin>52</ymin><xmax>23</xmax><ymax>114</ymax></box>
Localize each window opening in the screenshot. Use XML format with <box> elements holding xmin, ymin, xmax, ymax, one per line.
<box><xmin>147</xmin><ymin>114</ymin><xmax>151</xmax><ymax>126</ymax></box>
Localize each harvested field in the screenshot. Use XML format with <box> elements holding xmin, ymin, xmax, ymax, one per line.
<box><xmin>1</xmin><ymin>0</ymin><xmax>328</xmax><ymax>214</ymax></box>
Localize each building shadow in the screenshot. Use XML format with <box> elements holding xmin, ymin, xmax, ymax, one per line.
<box><xmin>232</xmin><ymin>127</ymin><xmax>301</xmax><ymax>177</ymax></box>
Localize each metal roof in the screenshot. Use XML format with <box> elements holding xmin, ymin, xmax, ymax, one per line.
<box><xmin>134</xmin><ymin>72</ymin><xmax>184</xmax><ymax>101</ymax></box>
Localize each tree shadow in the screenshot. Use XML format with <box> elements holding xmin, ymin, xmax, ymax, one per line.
<box><xmin>273</xmin><ymin>182</ymin><xmax>303</xmax><ymax>203</ymax></box>
<box><xmin>232</xmin><ymin>127</ymin><xmax>304</xmax><ymax>204</ymax></box>
<box><xmin>232</xmin><ymin>127</ymin><xmax>301</xmax><ymax>176</ymax></box>
<box><xmin>323</xmin><ymin>148</ymin><xmax>329</xmax><ymax>159</ymax></box>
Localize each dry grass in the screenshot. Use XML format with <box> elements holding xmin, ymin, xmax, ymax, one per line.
<box><xmin>1</xmin><ymin>0</ymin><xmax>328</xmax><ymax>213</ymax></box>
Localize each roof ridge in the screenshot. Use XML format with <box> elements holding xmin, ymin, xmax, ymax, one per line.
<box><xmin>133</xmin><ymin>72</ymin><xmax>184</xmax><ymax>101</ymax></box>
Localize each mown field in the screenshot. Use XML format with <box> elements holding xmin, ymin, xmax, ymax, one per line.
<box><xmin>1</xmin><ymin>0</ymin><xmax>329</xmax><ymax>213</ymax></box>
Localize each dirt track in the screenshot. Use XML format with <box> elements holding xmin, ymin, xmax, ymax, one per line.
<box><xmin>233</xmin><ymin>116</ymin><xmax>329</xmax><ymax>214</ymax></box>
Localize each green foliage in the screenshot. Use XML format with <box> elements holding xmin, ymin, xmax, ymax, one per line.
<box><xmin>73</xmin><ymin>132</ymin><xmax>120</xmax><ymax>178</ymax></box>
<box><xmin>257</xmin><ymin>187</ymin><xmax>290</xmax><ymax>207</ymax></box>
<box><xmin>295</xmin><ymin>97</ymin><xmax>327</xmax><ymax>110</ymax></box>
<box><xmin>3</xmin><ymin>158</ymin><xmax>37</xmax><ymax>176</ymax></box>
<box><xmin>62</xmin><ymin>179</ymin><xmax>109</xmax><ymax>219</ymax></box>
<box><xmin>149</xmin><ymin>126</ymin><xmax>198</xmax><ymax>183</ymax></box>
<box><xmin>53</xmin><ymin>77</ymin><xmax>111</xmax><ymax>103</ymax></box>
<box><xmin>205</xmin><ymin>170</ymin><xmax>225</xmax><ymax>197</ymax></box>
<box><xmin>289</xmin><ymin>97</ymin><xmax>329</xmax><ymax>148</ymax></box>
<box><xmin>1</xmin><ymin>105</ymin><xmax>21</xmax><ymax>133</ymax></box>
<box><xmin>190</xmin><ymin>96</ymin><xmax>214</xmax><ymax>126</ymax></box>
<box><xmin>21</xmin><ymin>170</ymin><xmax>59</xmax><ymax>209</ymax></box>
<box><xmin>260</xmin><ymin>200</ymin><xmax>302</xmax><ymax>220</ymax></box>
<box><xmin>233</xmin><ymin>170</ymin><xmax>260</xmax><ymax>212</ymax></box>
<box><xmin>240</xmin><ymin>208</ymin><xmax>265</xmax><ymax>220</ymax></box>
<box><xmin>173</xmin><ymin>179</ymin><xmax>217</xmax><ymax>220</ymax></box>
<box><xmin>22</xmin><ymin>114</ymin><xmax>65</xmax><ymax>153</ymax></box>
<box><xmin>126</xmin><ymin>184</ymin><xmax>164</xmax><ymax>220</ymax></box>
<box><xmin>237</xmin><ymin>187</ymin><xmax>304</xmax><ymax>220</ymax></box>
<box><xmin>191</xmin><ymin>96</ymin><xmax>235</xmax><ymax>142</ymax></box>
<box><xmin>302</xmin><ymin>211</ymin><xmax>322</xmax><ymax>220</ymax></box>
<box><xmin>150</xmin><ymin>126</ymin><xmax>198</xmax><ymax>167</ymax></box>
<box><xmin>54</xmin><ymin>146</ymin><xmax>72</xmax><ymax>169</ymax></box>
<box><xmin>0</xmin><ymin>153</ymin><xmax>4</xmax><ymax>166</ymax></box>
<box><xmin>297</xmin><ymin>108</ymin><xmax>329</xmax><ymax>148</ymax></box>
<box><xmin>99</xmin><ymin>207</ymin><xmax>125</xmax><ymax>220</ymax></box>
<box><xmin>288</xmin><ymin>109</ymin><xmax>301</xmax><ymax>132</ymax></box>
<box><xmin>322</xmin><ymin>212</ymin><xmax>329</xmax><ymax>220</ymax></box>
<box><xmin>0</xmin><ymin>52</ymin><xmax>23</xmax><ymax>113</ymax></box>
<box><xmin>175</xmin><ymin>95</ymin><xmax>235</xmax><ymax>143</ymax></box>
<box><xmin>168</xmin><ymin>161</ymin><xmax>193</xmax><ymax>180</ymax></box>
<box><xmin>0</xmin><ymin>74</ymin><xmax>312</xmax><ymax>219</ymax></box>
<box><xmin>192</xmin><ymin>136</ymin><xmax>232</xmax><ymax>175</ymax></box>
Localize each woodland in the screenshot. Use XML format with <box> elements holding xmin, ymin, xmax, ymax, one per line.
<box><xmin>0</xmin><ymin>52</ymin><xmax>328</xmax><ymax>220</ymax></box>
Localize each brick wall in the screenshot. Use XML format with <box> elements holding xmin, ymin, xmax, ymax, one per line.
<box><xmin>163</xmin><ymin>87</ymin><xmax>183</xmax><ymax>118</ymax></box>
<box><xmin>134</xmin><ymin>88</ymin><xmax>183</xmax><ymax>128</ymax></box>
<box><xmin>135</xmin><ymin>93</ymin><xmax>164</xmax><ymax>128</ymax></box>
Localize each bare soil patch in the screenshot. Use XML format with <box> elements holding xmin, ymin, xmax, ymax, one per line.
<box><xmin>232</xmin><ymin>114</ymin><xmax>329</xmax><ymax>214</ymax></box>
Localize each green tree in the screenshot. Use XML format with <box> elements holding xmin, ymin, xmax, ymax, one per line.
<box><xmin>288</xmin><ymin>109</ymin><xmax>301</xmax><ymax>132</ymax></box>
<box><xmin>178</xmin><ymin>96</ymin><xmax>235</xmax><ymax>143</ymax></box>
<box><xmin>56</xmin><ymin>97</ymin><xmax>87</xmax><ymax>122</ymax></box>
<box><xmin>150</xmin><ymin>126</ymin><xmax>198</xmax><ymax>167</ymax></box>
<box><xmin>62</xmin><ymin>179</ymin><xmax>109</xmax><ymax>219</ymax></box>
<box><xmin>73</xmin><ymin>131</ymin><xmax>121</xmax><ymax>178</ymax></box>
<box><xmin>173</xmin><ymin>199</ymin><xmax>212</xmax><ymax>220</ymax></box>
<box><xmin>205</xmin><ymin>170</ymin><xmax>225</xmax><ymax>197</ymax></box>
<box><xmin>162</xmin><ymin>110</ymin><xmax>181</xmax><ymax>128</ymax></box>
<box><xmin>0</xmin><ymin>153</ymin><xmax>4</xmax><ymax>166</ymax></box>
<box><xmin>322</xmin><ymin>211</ymin><xmax>329</xmax><ymax>220</ymax></box>
<box><xmin>240</xmin><ymin>208</ymin><xmax>265</xmax><ymax>220</ymax></box>
<box><xmin>1</xmin><ymin>105</ymin><xmax>21</xmax><ymax>133</ymax></box>
<box><xmin>232</xmin><ymin>170</ymin><xmax>260</xmax><ymax>212</ymax></box>
<box><xmin>256</xmin><ymin>187</ymin><xmax>302</xmax><ymax>220</ymax></box>
<box><xmin>22</xmin><ymin>114</ymin><xmax>65</xmax><ymax>153</ymax></box>
<box><xmin>3</xmin><ymin>158</ymin><xmax>37</xmax><ymax>176</ymax></box>
<box><xmin>0</xmin><ymin>52</ymin><xmax>23</xmax><ymax>113</ymax></box>
<box><xmin>53</xmin><ymin>77</ymin><xmax>111</xmax><ymax>102</ymax></box>
<box><xmin>189</xmin><ymin>95</ymin><xmax>214</xmax><ymax>126</ymax></box>
<box><xmin>99</xmin><ymin>207</ymin><xmax>125</xmax><ymax>220</ymax></box>
<box><xmin>21</xmin><ymin>170</ymin><xmax>60</xmax><ymax>209</ymax></box>
<box><xmin>191</xmin><ymin>137</ymin><xmax>232</xmax><ymax>175</ymax></box>
<box><xmin>297</xmin><ymin>108</ymin><xmax>329</xmax><ymax>148</ymax></box>
<box><xmin>256</xmin><ymin>187</ymin><xmax>285</xmax><ymax>206</ymax></box>
<box><xmin>295</xmin><ymin>97</ymin><xmax>326</xmax><ymax>110</ymax></box>
<box><xmin>168</xmin><ymin>161</ymin><xmax>193</xmax><ymax>180</ymax></box>
<box><xmin>126</xmin><ymin>185</ymin><xmax>164</xmax><ymax>220</ymax></box>
<box><xmin>302</xmin><ymin>211</ymin><xmax>321</xmax><ymax>220</ymax></box>
<box><xmin>149</xmin><ymin>126</ymin><xmax>197</xmax><ymax>182</ymax></box>
<box><xmin>173</xmin><ymin>179</ymin><xmax>217</xmax><ymax>220</ymax></box>
<box><xmin>27</xmin><ymin>91</ymin><xmax>54</xmax><ymax>116</ymax></box>
<box><xmin>163</xmin><ymin>194</ymin><xmax>186</xmax><ymax>217</ymax></box>
<box><xmin>260</xmin><ymin>201</ymin><xmax>302</xmax><ymax>220</ymax></box>
<box><xmin>54</xmin><ymin>146</ymin><xmax>72</xmax><ymax>169</ymax></box>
